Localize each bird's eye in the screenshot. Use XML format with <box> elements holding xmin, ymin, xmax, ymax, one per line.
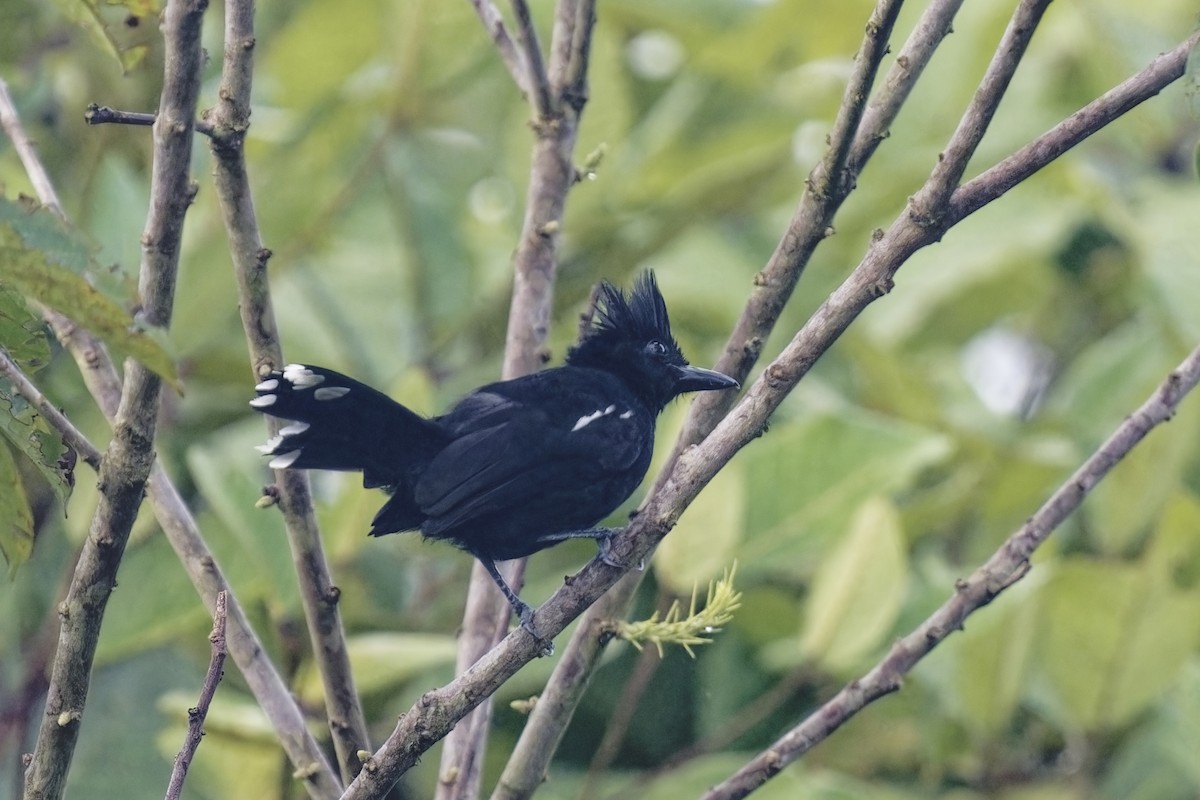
<box><xmin>646</xmin><ymin>340</ymin><xmax>668</xmax><ymax>357</ymax></box>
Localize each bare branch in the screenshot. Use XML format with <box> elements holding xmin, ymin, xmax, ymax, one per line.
<box><xmin>0</xmin><ymin>81</ymin><xmax>65</xmax><ymax>213</ymax></box>
<box><xmin>206</xmin><ymin>0</ymin><xmax>370</xmax><ymax>782</ymax></box>
<box><xmin>915</xmin><ymin>0</ymin><xmax>1052</xmax><ymax>214</ymax></box>
<box><xmin>164</xmin><ymin>592</ymin><xmax>228</xmax><ymax>800</ymax></box>
<box><xmin>23</xmin><ymin>1</ymin><xmax>206</xmax><ymax>796</ymax></box>
<box><xmin>846</xmin><ymin>0</ymin><xmax>966</xmax><ymax>172</ymax></box>
<box><xmin>491</xmin><ymin>614</ymin><xmax>610</xmax><ymax>800</ymax></box>
<box><xmin>510</xmin><ymin>0</ymin><xmax>553</xmax><ymax>118</ymax></box>
<box><xmin>948</xmin><ymin>28</ymin><xmax>1200</xmax><ymax>223</ymax></box>
<box><xmin>84</xmin><ymin>103</ymin><xmax>215</xmax><ymax>137</ymax></box>
<box><xmin>467</xmin><ymin>0</ymin><xmax>529</xmax><ymax>96</ymax></box>
<box><xmin>0</xmin><ymin>22</ymin><xmax>342</xmax><ymax>800</ymax></box>
<box><xmin>702</xmin><ymin>342</ymin><xmax>1200</xmax><ymax>799</ymax></box>
<box><xmin>674</xmin><ymin>0</ymin><xmax>909</xmax><ymax>453</ymax></box>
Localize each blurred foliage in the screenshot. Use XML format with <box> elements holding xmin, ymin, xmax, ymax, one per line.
<box><xmin>2</xmin><ymin>0</ymin><xmax>1200</xmax><ymax>798</ymax></box>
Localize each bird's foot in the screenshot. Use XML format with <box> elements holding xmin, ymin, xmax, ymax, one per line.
<box><xmin>517</xmin><ymin>604</ymin><xmax>554</xmax><ymax>657</ymax></box>
<box><xmin>597</xmin><ymin>531</ymin><xmax>644</xmax><ymax>571</ymax></box>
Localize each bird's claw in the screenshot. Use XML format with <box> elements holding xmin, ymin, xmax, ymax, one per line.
<box><xmin>518</xmin><ymin>606</ymin><xmax>554</xmax><ymax>657</ymax></box>
<box><xmin>597</xmin><ymin>532</ymin><xmax>643</xmax><ymax>571</ymax></box>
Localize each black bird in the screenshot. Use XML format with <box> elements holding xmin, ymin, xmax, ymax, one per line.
<box><xmin>249</xmin><ymin>272</ymin><xmax>738</xmax><ymax>635</ymax></box>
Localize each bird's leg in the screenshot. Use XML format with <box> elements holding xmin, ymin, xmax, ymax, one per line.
<box><xmin>535</xmin><ymin>527</ymin><xmax>622</xmax><ymax>563</ymax></box>
<box><xmin>476</xmin><ymin>555</ymin><xmax>552</xmax><ymax>653</ymax></box>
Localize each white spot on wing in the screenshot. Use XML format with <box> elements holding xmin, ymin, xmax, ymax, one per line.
<box><xmin>280</xmin><ymin>421</ymin><xmax>310</xmax><ymax>436</ymax></box>
<box><xmin>619</xmin><ymin>409</ymin><xmax>633</xmax><ymax>419</ymax></box>
<box><xmin>254</xmin><ymin>434</ymin><xmax>283</xmax><ymax>454</ymax></box>
<box><xmin>314</xmin><ymin>386</ymin><xmax>350</xmax><ymax>401</ymax></box>
<box><xmin>255</xmin><ymin>378</ymin><xmax>279</xmax><ymax>392</ymax></box>
<box><xmin>249</xmin><ymin>394</ymin><xmax>276</xmax><ymax>408</ymax></box>
<box><xmin>571</xmin><ymin>405</ymin><xmax>618</xmax><ymax>432</ymax></box>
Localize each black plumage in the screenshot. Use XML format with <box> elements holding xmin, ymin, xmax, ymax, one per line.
<box><xmin>250</xmin><ymin>272</ymin><xmax>738</xmax><ymax>634</ymax></box>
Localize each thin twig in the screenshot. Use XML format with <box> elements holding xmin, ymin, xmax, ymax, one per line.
<box><xmin>341</xmin><ymin>26</ymin><xmax>1200</xmax><ymax>800</ymax></box>
<box><xmin>84</xmin><ymin>104</ymin><xmax>215</xmax><ymax>136</ymax></box>
<box><xmin>509</xmin><ymin>0</ymin><xmax>553</xmax><ymax>119</ymax></box>
<box><xmin>206</xmin><ymin>0</ymin><xmax>370</xmax><ymax>782</ymax></box>
<box><xmin>467</xmin><ymin>0</ymin><xmax>529</xmax><ymax>96</ymax></box>
<box><xmin>1</xmin><ymin>26</ymin><xmax>342</xmax><ymax>800</ymax></box>
<box><xmin>164</xmin><ymin>591</ymin><xmax>228</xmax><ymax>800</ymax></box>
<box><xmin>0</xmin><ymin>83</ymin><xmax>64</xmax><ymax>212</ymax></box>
<box><xmin>22</xmin><ymin>0</ymin><xmax>206</xmax><ymax>797</ymax></box>
<box><xmin>948</xmin><ymin>28</ymin><xmax>1200</xmax><ymax>223</ymax></box>
<box><xmin>702</xmin><ymin>342</ymin><xmax>1200</xmax><ymax>799</ymax></box>
<box><xmin>0</xmin><ymin>350</ymin><xmax>101</xmax><ymax>470</ymax></box>
<box><xmin>846</xmin><ymin>0</ymin><xmax>967</xmax><ymax>173</ymax></box>
<box><xmin>914</xmin><ymin>0</ymin><xmax>1052</xmax><ymax>216</ymax></box>
<box><xmin>672</xmin><ymin>0</ymin><xmax>908</xmax><ymax>457</ymax></box>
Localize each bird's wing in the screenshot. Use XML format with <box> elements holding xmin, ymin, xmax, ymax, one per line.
<box><xmin>414</xmin><ymin>398</ymin><xmax>648</xmax><ymax>533</ymax></box>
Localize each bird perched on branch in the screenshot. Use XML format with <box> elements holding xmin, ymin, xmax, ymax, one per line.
<box><xmin>250</xmin><ymin>272</ymin><xmax>738</xmax><ymax>637</ymax></box>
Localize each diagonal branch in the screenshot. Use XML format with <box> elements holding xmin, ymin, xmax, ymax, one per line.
<box><xmin>205</xmin><ymin>0</ymin><xmax>370</xmax><ymax>783</ymax></box>
<box><xmin>674</xmin><ymin>0</ymin><xmax>910</xmax><ymax>454</ymax></box>
<box><xmin>509</xmin><ymin>0</ymin><xmax>554</xmax><ymax>119</ymax></box>
<box><xmin>914</xmin><ymin>0</ymin><xmax>1053</xmax><ymax>216</ymax></box>
<box><xmin>948</xmin><ymin>28</ymin><xmax>1200</xmax><ymax>223</ymax></box>
<box><xmin>467</xmin><ymin>0</ymin><xmax>530</xmax><ymax>96</ymax></box>
<box><xmin>22</xmin><ymin>1</ymin><xmax>206</xmax><ymax>797</ymax></box>
<box><xmin>702</xmin><ymin>340</ymin><xmax>1200</xmax><ymax>800</ymax></box>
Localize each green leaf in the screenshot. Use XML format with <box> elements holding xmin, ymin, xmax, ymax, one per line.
<box><xmin>0</xmin><ymin>443</ymin><xmax>34</xmax><ymax>570</ymax></box>
<box><xmin>739</xmin><ymin>410</ymin><xmax>952</xmax><ymax>578</ymax></box>
<box><xmin>53</xmin><ymin>0</ymin><xmax>158</xmax><ymax>72</ymax></box>
<box><xmin>655</xmin><ymin>456</ymin><xmax>745</xmax><ymax>595</ymax></box>
<box><xmin>0</xmin><ymin>284</ymin><xmax>51</xmax><ymax>371</ymax></box>
<box><xmin>1032</xmin><ymin>555</ymin><xmax>1200</xmax><ymax>731</ymax></box>
<box><xmin>799</xmin><ymin>496</ymin><xmax>909</xmax><ymax>672</ymax></box>
<box><xmin>0</xmin><ymin>376</ymin><xmax>72</xmax><ymax>510</ymax></box>
<box><xmin>0</xmin><ymin>196</ymin><xmax>179</xmax><ymax>390</ymax></box>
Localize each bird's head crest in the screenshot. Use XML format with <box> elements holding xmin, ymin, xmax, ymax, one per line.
<box><xmin>584</xmin><ymin>271</ymin><xmax>677</xmax><ymax>351</ymax></box>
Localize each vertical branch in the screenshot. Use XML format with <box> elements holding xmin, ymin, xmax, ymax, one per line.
<box><xmin>2</xmin><ymin>53</ymin><xmax>342</xmax><ymax>800</ymax></box>
<box><xmin>207</xmin><ymin>0</ymin><xmax>370</xmax><ymax>783</ymax></box>
<box><xmin>440</xmin><ymin>1</ymin><xmax>597</xmax><ymax>798</ymax></box>
<box><xmin>164</xmin><ymin>592</ymin><xmax>228</xmax><ymax>800</ymax></box>
<box><xmin>22</xmin><ymin>2</ymin><xmax>207</xmax><ymax>798</ymax></box>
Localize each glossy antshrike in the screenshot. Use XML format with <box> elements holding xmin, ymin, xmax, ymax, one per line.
<box><xmin>250</xmin><ymin>272</ymin><xmax>738</xmax><ymax>637</ymax></box>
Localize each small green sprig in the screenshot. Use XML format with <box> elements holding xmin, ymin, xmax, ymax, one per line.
<box><xmin>617</xmin><ymin>564</ymin><xmax>741</xmax><ymax>658</ymax></box>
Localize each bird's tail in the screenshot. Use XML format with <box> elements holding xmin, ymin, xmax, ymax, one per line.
<box><xmin>249</xmin><ymin>364</ymin><xmax>446</xmax><ymax>492</ymax></box>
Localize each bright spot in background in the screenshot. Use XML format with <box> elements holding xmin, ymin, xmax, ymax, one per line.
<box><xmin>468</xmin><ymin>176</ymin><xmax>515</xmax><ymax>223</ymax></box>
<box><xmin>961</xmin><ymin>326</ymin><xmax>1054</xmax><ymax>418</ymax></box>
<box><xmin>626</xmin><ymin>30</ymin><xmax>685</xmax><ymax>80</ymax></box>
<box><xmin>792</xmin><ymin>120</ymin><xmax>828</xmax><ymax>168</ymax></box>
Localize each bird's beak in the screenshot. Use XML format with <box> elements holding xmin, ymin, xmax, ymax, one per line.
<box><xmin>672</xmin><ymin>364</ymin><xmax>740</xmax><ymax>393</ymax></box>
